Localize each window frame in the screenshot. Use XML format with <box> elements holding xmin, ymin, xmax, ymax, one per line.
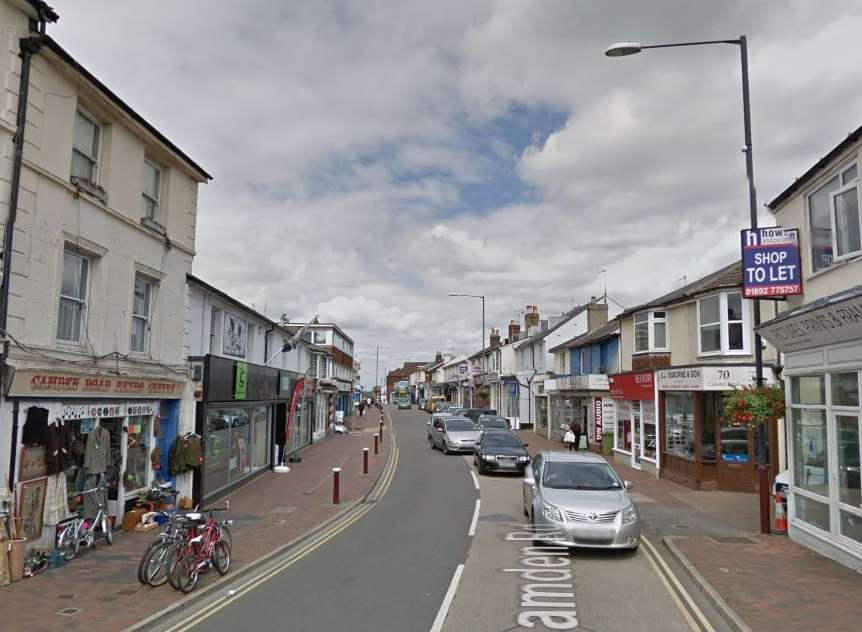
<box><xmin>633</xmin><ymin>310</ymin><xmax>669</xmax><ymax>354</ymax></box>
<box><xmin>313</xmin><ymin>331</ymin><xmax>327</xmax><ymax>344</ymax></box>
<box><xmin>142</xmin><ymin>159</ymin><xmax>162</xmax><ymax>221</ymax></box>
<box><xmin>829</xmin><ymin>176</ymin><xmax>861</xmax><ymax>263</ymax></box>
<box><xmin>56</xmin><ymin>249</ymin><xmax>90</xmax><ymax>343</ymax></box>
<box><xmin>130</xmin><ymin>274</ymin><xmax>153</xmax><ymax>353</ymax></box>
<box><xmin>806</xmin><ymin>160</ymin><xmax>860</xmax><ymax>273</ymax></box>
<box><xmin>71</xmin><ymin>108</ymin><xmax>102</xmax><ymax>184</ymax></box>
<box><xmin>696</xmin><ymin>291</ymin><xmax>749</xmax><ymax>357</ymax></box>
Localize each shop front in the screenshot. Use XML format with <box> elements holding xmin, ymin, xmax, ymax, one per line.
<box><xmin>195</xmin><ymin>355</ymin><xmax>306</xmax><ymax>502</ymax></box>
<box><xmin>757</xmin><ymin>289</ymin><xmax>862</xmax><ymax>571</ymax></box>
<box><xmin>656</xmin><ymin>365</ymin><xmax>778</xmax><ymax>492</ymax></box>
<box><xmin>546</xmin><ymin>375</ymin><xmax>613</xmax><ymax>451</ymax></box>
<box><xmin>609</xmin><ymin>370</ymin><xmax>658</xmax><ymax>475</ymax></box>
<box><xmin>5</xmin><ymin>369</ymin><xmax>184</xmax><ymax>546</ymax></box>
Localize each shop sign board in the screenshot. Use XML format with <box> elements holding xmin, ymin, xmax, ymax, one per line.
<box><xmin>59</xmin><ymin>401</ymin><xmax>159</xmax><ymax>420</ymax></box>
<box><xmin>558</xmin><ymin>374</ymin><xmax>609</xmax><ymax>391</ymax></box>
<box><xmin>608</xmin><ymin>371</ymin><xmax>654</xmax><ymax>400</ymax></box>
<box><xmin>459</xmin><ymin>364</ymin><xmax>468</xmax><ymax>375</ymax></box>
<box><xmin>544</xmin><ymin>378</ymin><xmax>558</xmax><ymax>393</ymax></box>
<box><xmin>593</xmin><ymin>397</ymin><xmax>603</xmax><ymax>441</ymax></box>
<box><xmin>740</xmin><ymin>227</ymin><xmax>802</xmax><ymax>298</ymax></box>
<box><xmin>234</xmin><ymin>362</ymin><xmax>248</xmax><ymax>400</ymax></box>
<box><xmin>757</xmin><ymin>290</ymin><xmax>862</xmax><ymax>353</ymax></box>
<box><xmin>657</xmin><ymin>366</ymin><xmax>764</xmax><ymax>391</ymax></box>
<box><xmin>8</xmin><ymin>370</ymin><xmax>183</xmax><ymax>399</ymax></box>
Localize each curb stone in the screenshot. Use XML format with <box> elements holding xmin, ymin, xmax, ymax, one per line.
<box><xmin>125</xmin><ymin>425</ymin><xmax>397</xmax><ymax>632</ymax></box>
<box><xmin>662</xmin><ymin>536</ymin><xmax>754</xmax><ymax>632</ymax></box>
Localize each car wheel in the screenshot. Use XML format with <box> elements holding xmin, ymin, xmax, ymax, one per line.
<box><xmin>529</xmin><ymin>510</ymin><xmax>543</xmax><ymax>546</ymax></box>
<box><xmin>443</xmin><ymin>442</ymin><xmax>450</xmax><ymax>455</ymax></box>
<box><xmin>477</xmin><ymin>460</ymin><xmax>484</xmax><ymax>475</ymax></box>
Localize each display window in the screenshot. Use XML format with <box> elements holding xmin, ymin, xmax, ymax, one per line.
<box><xmin>615</xmin><ymin>400</ymin><xmax>632</xmax><ymax>453</ymax></box>
<box><xmin>665</xmin><ymin>392</ymin><xmax>695</xmax><ymax>459</ymax></box>
<box><xmin>124</xmin><ymin>415</ymin><xmax>152</xmax><ymax>493</ymax></box>
<box><xmin>204</xmin><ymin>405</ymin><xmax>272</xmax><ymax>498</ymax></box>
<box><xmin>642</xmin><ymin>401</ymin><xmax>657</xmax><ymax>461</ymax></box>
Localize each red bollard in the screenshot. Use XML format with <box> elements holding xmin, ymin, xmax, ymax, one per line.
<box><xmin>378</xmin><ymin>420</ymin><xmax>384</xmax><ymax>443</ymax></box>
<box><xmin>332</xmin><ymin>467</ymin><xmax>341</xmax><ymax>505</ymax></box>
<box><xmin>363</xmin><ymin>448</ymin><xmax>369</xmax><ymax>474</ymax></box>
<box><xmin>374</xmin><ymin>434</ymin><xmax>379</xmax><ymax>455</ymax></box>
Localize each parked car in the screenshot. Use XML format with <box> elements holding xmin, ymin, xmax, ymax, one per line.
<box><xmin>467</xmin><ymin>408</ymin><xmax>497</xmax><ymax>423</ymax></box>
<box><xmin>429</xmin><ymin>416</ymin><xmax>480</xmax><ymax>454</ymax></box>
<box><xmin>447</xmin><ymin>406</ymin><xmax>467</xmax><ymax>417</ymax></box>
<box><xmin>523</xmin><ymin>451</ymin><xmax>641</xmax><ymax>550</ymax></box>
<box><xmin>427</xmin><ymin>412</ymin><xmax>453</xmax><ymax>439</ymax></box>
<box><xmin>431</xmin><ymin>401</ymin><xmax>451</xmax><ymax>414</ymax></box>
<box><xmin>473</xmin><ymin>431</ymin><xmax>530</xmax><ymax>475</ymax></box>
<box><xmin>476</xmin><ymin>414</ymin><xmax>510</xmax><ymax>432</ymax></box>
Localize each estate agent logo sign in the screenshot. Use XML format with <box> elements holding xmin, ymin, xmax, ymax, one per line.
<box><xmin>740</xmin><ymin>227</ymin><xmax>802</xmax><ymax>298</ymax></box>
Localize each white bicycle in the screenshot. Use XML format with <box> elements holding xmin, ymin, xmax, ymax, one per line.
<box><xmin>56</xmin><ymin>479</ymin><xmax>113</xmax><ymax>560</ymax></box>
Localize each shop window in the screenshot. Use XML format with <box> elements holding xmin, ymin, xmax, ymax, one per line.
<box><xmin>697</xmin><ymin>293</ymin><xmax>747</xmax><ymax>355</ymax></box>
<box><xmin>124</xmin><ymin>416</ymin><xmax>151</xmax><ymax>492</ymax></box>
<box><xmin>701</xmin><ymin>394</ymin><xmax>719</xmax><ymax>461</ymax></box>
<box><xmin>634</xmin><ymin>311</ymin><xmax>668</xmax><ymax>353</ymax></box>
<box><xmin>832</xmin><ymin>372</ymin><xmax>860</xmax><ymax>407</ymax></box>
<box><xmin>252</xmin><ymin>406</ymin><xmax>270</xmax><ymax>469</ymax></box>
<box><xmin>807</xmin><ymin>163</ymin><xmax>860</xmax><ymax>272</ymax></box>
<box><xmin>665</xmin><ymin>393</ymin><xmax>695</xmax><ymax>459</ymax></box>
<box><xmin>792</xmin><ymin>408</ymin><xmax>829</xmax><ymax>498</ymax></box>
<box><xmin>840</xmin><ymin>511</ymin><xmax>862</xmax><ymax>545</ymax></box>
<box><xmin>836</xmin><ymin>414</ymin><xmax>860</xmax><ymax>508</ymax></box>
<box><xmin>57</xmin><ymin>249</ymin><xmax>89</xmax><ymax>342</ymax></box>
<box><xmin>795</xmin><ymin>494</ymin><xmax>830</xmax><ymax>532</ymax></box>
<box><xmin>204</xmin><ymin>410</ymin><xmax>231</xmax><ymax>496</ymax></box>
<box><xmin>615</xmin><ymin>400</ymin><xmax>632</xmax><ymax>453</ymax></box>
<box><xmin>642</xmin><ymin>401</ymin><xmax>657</xmax><ymax>460</ymax></box>
<box><xmin>791</xmin><ymin>375</ymin><xmax>825</xmax><ymax>405</ymax></box>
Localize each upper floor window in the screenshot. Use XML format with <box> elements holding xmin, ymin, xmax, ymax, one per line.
<box><xmin>697</xmin><ymin>292</ymin><xmax>747</xmax><ymax>355</ymax></box>
<box><xmin>72</xmin><ymin>110</ymin><xmax>101</xmax><ymax>183</ymax></box>
<box><xmin>808</xmin><ymin>162</ymin><xmax>859</xmax><ymax>273</ymax></box>
<box><xmin>130</xmin><ymin>275</ymin><xmax>153</xmax><ymax>353</ymax></box>
<box><xmin>57</xmin><ymin>249</ymin><xmax>89</xmax><ymax>342</ymax></box>
<box><xmin>634</xmin><ymin>310</ymin><xmax>667</xmax><ymax>353</ymax></box>
<box><xmin>142</xmin><ymin>160</ymin><xmax>162</xmax><ymax>220</ymax></box>
<box><xmin>314</xmin><ymin>331</ymin><xmax>327</xmax><ymax>344</ymax></box>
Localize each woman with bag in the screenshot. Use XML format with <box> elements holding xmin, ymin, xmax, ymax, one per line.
<box><xmin>564</xmin><ymin>428</ymin><xmax>576</xmax><ymax>451</ymax></box>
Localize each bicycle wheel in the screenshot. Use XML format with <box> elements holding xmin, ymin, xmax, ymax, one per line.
<box><xmin>144</xmin><ymin>543</ymin><xmax>174</xmax><ymax>587</ymax></box>
<box><xmin>213</xmin><ymin>540</ymin><xmax>231</xmax><ymax>575</ymax></box>
<box><xmin>167</xmin><ymin>545</ymin><xmax>190</xmax><ymax>591</ymax></box>
<box><xmin>218</xmin><ymin>523</ymin><xmax>232</xmax><ymax>549</ymax></box>
<box><xmin>137</xmin><ymin>539</ymin><xmax>162</xmax><ymax>584</ymax></box>
<box><xmin>58</xmin><ymin>527</ymin><xmax>78</xmax><ymax>561</ymax></box>
<box><xmin>104</xmin><ymin>521</ymin><xmax>113</xmax><ymax>545</ymax></box>
<box><xmin>173</xmin><ymin>555</ymin><xmax>200</xmax><ymax>594</ymax></box>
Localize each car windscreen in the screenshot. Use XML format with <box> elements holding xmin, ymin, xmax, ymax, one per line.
<box><xmin>483</xmin><ymin>433</ymin><xmax>522</xmax><ymax>448</ymax></box>
<box><xmin>479</xmin><ymin>417</ymin><xmax>508</xmax><ymax>428</ymax></box>
<box><xmin>445</xmin><ymin>419</ymin><xmax>477</xmax><ymax>431</ymax></box>
<box><xmin>541</xmin><ymin>462</ymin><xmax>621</xmax><ymax>490</ymax></box>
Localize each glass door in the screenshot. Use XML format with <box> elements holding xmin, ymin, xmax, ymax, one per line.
<box><xmin>632</xmin><ymin>401</ymin><xmax>642</xmax><ymax>469</ymax></box>
<box><xmin>834</xmin><ymin>412</ymin><xmax>862</xmax><ymax>548</ymax></box>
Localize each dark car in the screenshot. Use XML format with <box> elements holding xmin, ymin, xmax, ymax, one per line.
<box><xmin>467</xmin><ymin>408</ymin><xmax>497</xmax><ymax>423</ymax></box>
<box><xmin>473</xmin><ymin>431</ymin><xmax>530</xmax><ymax>475</ymax></box>
<box><xmin>477</xmin><ymin>415</ymin><xmax>510</xmax><ymax>432</ymax></box>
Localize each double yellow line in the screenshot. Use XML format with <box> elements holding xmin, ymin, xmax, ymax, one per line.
<box><xmin>640</xmin><ymin>536</ymin><xmax>715</xmax><ymax>632</ymax></box>
<box><xmin>163</xmin><ymin>439</ymin><xmax>400</xmax><ymax>632</ymax></box>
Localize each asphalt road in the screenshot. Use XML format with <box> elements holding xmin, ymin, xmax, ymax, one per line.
<box><xmin>177</xmin><ymin>406</ymin><xmax>477</xmax><ymax>632</ymax></box>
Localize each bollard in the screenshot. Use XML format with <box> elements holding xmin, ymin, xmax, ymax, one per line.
<box><xmin>363</xmin><ymin>448</ymin><xmax>369</xmax><ymax>474</ymax></box>
<box><xmin>332</xmin><ymin>467</ymin><xmax>341</xmax><ymax>505</ymax></box>
<box><xmin>374</xmin><ymin>434</ymin><xmax>379</xmax><ymax>455</ymax></box>
<box><xmin>378</xmin><ymin>420</ymin><xmax>384</xmax><ymax>443</ymax></box>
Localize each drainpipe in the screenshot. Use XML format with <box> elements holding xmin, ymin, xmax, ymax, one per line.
<box><xmin>3</xmin><ymin>13</ymin><xmax>50</xmax><ymax>493</ymax></box>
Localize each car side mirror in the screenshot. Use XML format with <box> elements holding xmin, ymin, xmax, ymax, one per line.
<box><xmin>523</xmin><ymin>442</ymin><xmax>529</xmax><ymax>447</ymax></box>
<box><xmin>623</xmin><ymin>480</ymin><xmax>634</xmax><ymax>490</ymax></box>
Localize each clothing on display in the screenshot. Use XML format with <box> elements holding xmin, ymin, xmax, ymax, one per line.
<box><xmin>45</xmin><ymin>420</ymin><xmax>72</xmax><ymax>476</ymax></box>
<box><xmin>168</xmin><ymin>434</ymin><xmax>203</xmax><ymax>476</ymax></box>
<box><xmin>83</xmin><ymin>426</ymin><xmax>110</xmax><ymax>473</ymax></box>
<box><xmin>43</xmin><ymin>473</ymin><xmax>69</xmax><ymax>526</ymax></box>
<box><xmin>21</xmin><ymin>406</ymin><xmax>49</xmax><ymax>446</ymax></box>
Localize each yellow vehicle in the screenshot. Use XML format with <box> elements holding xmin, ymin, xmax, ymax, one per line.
<box><xmin>424</xmin><ymin>396</ymin><xmax>447</xmax><ymax>413</ymax></box>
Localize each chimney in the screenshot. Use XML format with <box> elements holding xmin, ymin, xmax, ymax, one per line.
<box><xmin>587</xmin><ymin>297</ymin><xmax>609</xmax><ymax>331</ymax></box>
<box><xmin>489</xmin><ymin>328</ymin><xmax>501</xmax><ymax>348</ymax></box>
<box><xmin>507</xmin><ymin>320</ymin><xmax>520</xmax><ymax>342</ymax></box>
<box><xmin>435</xmin><ymin>351</ymin><xmax>443</xmax><ymax>364</ymax></box>
<box><xmin>525</xmin><ymin>305</ymin><xmax>539</xmax><ymax>332</ymax></box>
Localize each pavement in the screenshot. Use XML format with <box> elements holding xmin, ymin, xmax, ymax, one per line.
<box><xmin>520</xmin><ymin>428</ymin><xmax>862</xmax><ymax>632</ymax></box>
<box><xmin>0</xmin><ymin>410</ymin><xmax>390</xmax><ymax>632</ymax></box>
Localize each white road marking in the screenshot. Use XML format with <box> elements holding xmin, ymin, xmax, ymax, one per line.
<box><xmin>470</xmin><ymin>470</ymin><xmax>480</xmax><ymax>490</ymax></box>
<box><xmin>430</xmin><ymin>563</ymin><xmax>464</xmax><ymax>632</ymax></box>
<box><xmin>468</xmin><ymin>499</ymin><xmax>481</xmax><ymax>536</ymax></box>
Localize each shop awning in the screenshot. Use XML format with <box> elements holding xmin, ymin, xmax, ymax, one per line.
<box><xmin>756</xmin><ymin>285</ymin><xmax>862</xmax><ymax>353</ymax></box>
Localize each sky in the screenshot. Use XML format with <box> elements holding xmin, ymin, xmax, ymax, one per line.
<box><xmin>51</xmin><ymin>0</ymin><xmax>862</xmax><ymax>387</ymax></box>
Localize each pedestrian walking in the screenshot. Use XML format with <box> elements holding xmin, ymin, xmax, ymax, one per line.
<box><xmin>358</xmin><ymin>401</ymin><xmax>365</xmax><ymax>417</ymax></box>
<box><xmin>564</xmin><ymin>428</ymin><xmax>576</xmax><ymax>451</ymax></box>
<box><xmin>572</xmin><ymin>420</ymin><xmax>582</xmax><ymax>451</ymax></box>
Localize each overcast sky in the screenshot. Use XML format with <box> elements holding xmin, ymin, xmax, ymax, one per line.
<box><xmin>52</xmin><ymin>1</ymin><xmax>862</xmax><ymax>386</ymax></box>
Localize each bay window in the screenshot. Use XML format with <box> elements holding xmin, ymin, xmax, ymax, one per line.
<box><xmin>697</xmin><ymin>292</ymin><xmax>747</xmax><ymax>355</ymax></box>
<box><xmin>634</xmin><ymin>310</ymin><xmax>668</xmax><ymax>353</ymax></box>
<box><xmin>808</xmin><ymin>162</ymin><xmax>860</xmax><ymax>272</ymax></box>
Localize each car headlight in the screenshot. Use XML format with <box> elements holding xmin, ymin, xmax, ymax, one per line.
<box><xmin>542</xmin><ymin>501</ymin><xmax>563</xmax><ymax>522</ymax></box>
<box><xmin>518</xmin><ymin>455</ymin><xmax>529</xmax><ymax>462</ymax></box>
<box><xmin>482</xmin><ymin>454</ymin><xmax>497</xmax><ymax>461</ymax></box>
<box><xmin>622</xmin><ymin>506</ymin><xmax>638</xmax><ymax>525</ymax></box>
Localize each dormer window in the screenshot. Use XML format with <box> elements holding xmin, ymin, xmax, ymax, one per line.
<box><xmin>634</xmin><ymin>311</ymin><xmax>668</xmax><ymax>353</ymax></box>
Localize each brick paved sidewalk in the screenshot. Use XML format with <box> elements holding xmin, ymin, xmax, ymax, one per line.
<box><xmin>519</xmin><ymin>428</ymin><xmax>862</xmax><ymax>631</ymax></box>
<box><xmin>1</xmin><ymin>408</ymin><xmax>390</xmax><ymax>632</ymax></box>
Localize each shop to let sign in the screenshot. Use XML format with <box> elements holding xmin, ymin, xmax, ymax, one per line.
<box><xmin>740</xmin><ymin>227</ymin><xmax>802</xmax><ymax>298</ymax></box>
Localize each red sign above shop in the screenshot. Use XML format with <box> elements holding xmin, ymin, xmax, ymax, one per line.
<box><xmin>8</xmin><ymin>370</ymin><xmax>183</xmax><ymax>399</ymax></box>
<box><xmin>608</xmin><ymin>371</ymin><xmax>654</xmax><ymax>400</ymax></box>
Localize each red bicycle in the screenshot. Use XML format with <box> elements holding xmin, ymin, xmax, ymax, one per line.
<box><xmin>169</xmin><ymin>502</ymin><xmax>232</xmax><ymax>593</ymax></box>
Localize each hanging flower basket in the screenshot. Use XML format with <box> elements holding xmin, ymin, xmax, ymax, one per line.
<box><xmin>722</xmin><ymin>384</ymin><xmax>786</xmax><ymax>430</ymax></box>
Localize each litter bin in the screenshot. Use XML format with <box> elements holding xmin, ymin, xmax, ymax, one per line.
<box><xmin>601</xmin><ymin>432</ymin><xmax>613</xmax><ymax>456</ymax></box>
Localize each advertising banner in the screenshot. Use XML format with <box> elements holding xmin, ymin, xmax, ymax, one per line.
<box><xmin>608</xmin><ymin>371</ymin><xmax>654</xmax><ymax>400</ymax></box>
<box><xmin>740</xmin><ymin>227</ymin><xmax>802</xmax><ymax>298</ymax></box>
<box><xmin>594</xmin><ymin>397</ymin><xmax>603</xmax><ymax>442</ymax></box>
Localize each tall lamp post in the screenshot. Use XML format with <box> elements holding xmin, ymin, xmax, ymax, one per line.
<box><xmin>449</xmin><ymin>293</ymin><xmax>485</xmax><ymax>408</ymax></box>
<box><xmin>606</xmin><ymin>36</ymin><xmax>770</xmax><ymax>534</ymax></box>
<box><xmin>375</xmin><ymin>345</ymin><xmax>389</xmax><ymax>396</ymax></box>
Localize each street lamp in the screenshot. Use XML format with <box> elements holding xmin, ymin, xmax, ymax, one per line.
<box><xmin>449</xmin><ymin>293</ymin><xmax>485</xmax><ymax>408</ymax></box>
<box><xmin>375</xmin><ymin>345</ymin><xmax>389</xmax><ymax>392</ymax></box>
<box><xmin>606</xmin><ymin>35</ymin><xmax>770</xmax><ymax>534</ymax></box>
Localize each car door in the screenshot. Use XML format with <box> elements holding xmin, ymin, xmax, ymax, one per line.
<box><xmin>524</xmin><ymin>453</ymin><xmax>542</xmax><ymax>515</ymax></box>
<box><xmin>433</xmin><ymin>419</ymin><xmax>445</xmax><ymax>448</ymax></box>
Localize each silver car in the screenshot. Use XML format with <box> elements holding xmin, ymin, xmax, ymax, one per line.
<box><xmin>427</xmin><ymin>412</ymin><xmax>453</xmax><ymax>439</ymax></box>
<box><xmin>523</xmin><ymin>451</ymin><xmax>641</xmax><ymax>550</ymax></box>
<box><xmin>430</xmin><ymin>416</ymin><xmax>480</xmax><ymax>454</ymax></box>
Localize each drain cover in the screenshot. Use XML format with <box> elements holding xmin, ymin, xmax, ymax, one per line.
<box><xmin>57</xmin><ymin>608</ymin><xmax>82</xmax><ymax>617</ymax></box>
<box><xmin>711</xmin><ymin>536</ymin><xmax>755</xmax><ymax>544</ymax></box>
